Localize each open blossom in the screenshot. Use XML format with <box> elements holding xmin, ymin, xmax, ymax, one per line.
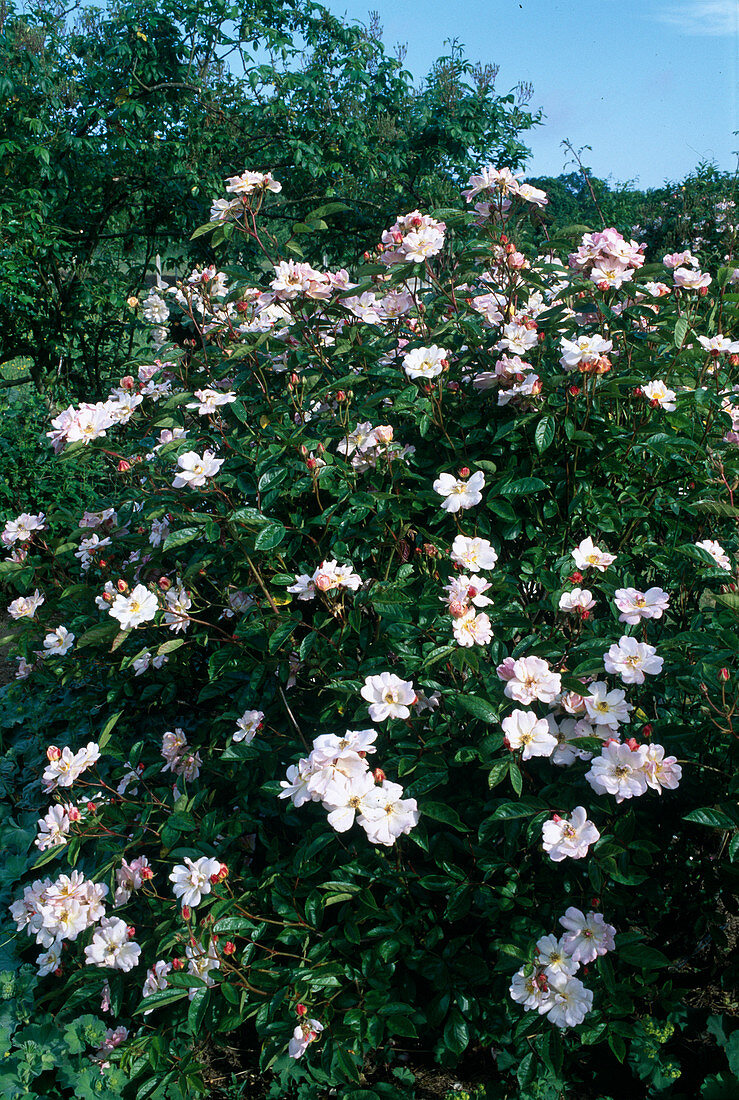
<box><xmin>142</xmin><ymin>960</ymin><xmax>172</xmax><ymax>1004</ymax></box>
<box><xmin>42</xmin><ymin>742</ymin><xmax>100</xmax><ymax>791</ymax></box>
<box><xmin>452</xmin><ymin>609</ymin><xmax>493</xmax><ymax>647</ymax></box>
<box><xmin>225</xmin><ymin>169</ymin><xmax>281</xmax><ymax>195</ymax></box>
<box><xmin>583</xmin><ymin>682</ymin><xmax>632</xmax><ymax>729</ymax></box>
<box><xmin>642</xmin><ymin>744</ymin><xmax>682</xmax><ymax>793</ymax></box>
<box><xmin>502</xmin><ymin>656</ymin><xmax>561</xmax><ymax>705</ymax></box>
<box><xmin>586</xmin><ymin>741</ymin><xmax>649</xmax><ymax>802</ymax></box>
<box><xmin>546</xmin><ymin>974</ymin><xmax>594</xmax><ymax>1028</ymax></box>
<box><xmin>559</xmin><ymin>907</ymin><xmax>616</xmax><ymax>964</ymax></box>
<box><xmin>187</xmin><ymin>388</ymin><xmax>237</xmax><ymax>415</ymax></box>
<box><xmin>8</xmin><ymin>590</ymin><xmax>44</xmax><ymax>619</ymax></box>
<box><xmin>42</xmin><ymin>626</ymin><xmax>75</xmax><ymax>657</ymax></box>
<box><xmin>233</xmin><ymin>709</ymin><xmax>264</xmax><ymax>744</ymax></box>
<box><xmin>358</xmin><ymin>780</ymin><xmax>419</xmax><ymax>846</ymax></box>
<box><xmin>114</xmin><ymin>857</ymin><xmax>153</xmax><ymax>906</ymax></box>
<box><xmin>558</xmin><ymin>588</ymin><xmax>595</xmax><ymax>615</ymax></box>
<box><xmin>450</xmin><ymin>534</ymin><xmax>498</xmax><ymax>572</ymax></box>
<box><xmin>614</xmin><ymin>587</ymin><xmax>669</xmax><ymax>624</ymax></box>
<box><xmin>673</xmin><ymin>266</ymin><xmax>711</xmax><ymax>290</ymax></box>
<box><xmin>109</xmin><ymin>584</ymin><xmax>159</xmax><ymax>629</ymax></box>
<box><xmin>172</xmin><ymin>450</ymin><xmax>224</xmax><ymax>488</ymax></box>
<box><xmin>163</xmin><ymin>584</ymin><xmax>192</xmax><ymax>633</ymax></box>
<box><xmin>288</xmin><ymin>1018</ymin><xmax>324</xmax><ymax>1059</ymax></box>
<box><xmin>695</xmin><ymin>539</ymin><xmax>731</xmax><ymax>570</ymax></box>
<box><xmin>559</xmin><ymin>334</ymin><xmax>612</xmax><ymax>372</ymax></box>
<box><xmin>604</xmin><ymin>636</ymin><xmax>663</xmax><ymax>684</ymax></box>
<box><xmin>161</xmin><ymin>729</ymin><xmax>201</xmax><ymax>781</ymax></box>
<box><xmin>698</xmin><ymin>333</ymin><xmax>739</xmax><ymax>355</ymax></box>
<box><xmin>442</xmin><ymin>574</ymin><xmax>493</xmax><ymax>613</ymax></box>
<box><xmin>536</xmin><ymin>935</ymin><xmax>579</xmax><ymax>981</ymax></box>
<box><xmin>542</xmin><ymin>807</ymin><xmax>600</xmax><ymax>862</ymax></box>
<box><xmin>361</xmin><ymin>672</ymin><xmax>416</xmax><ymax>721</ymax></box>
<box><xmin>2</xmin><ymin>512</ymin><xmax>46</xmax><ymax>545</ymax></box>
<box><xmin>509</xmin><ymin>967</ymin><xmax>555</xmax><ymax>1015</ymax></box>
<box><xmin>84</xmin><ymin>917</ymin><xmax>141</xmax><ymax>971</ymax></box>
<box><xmin>502</xmin><ymin>710</ymin><xmax>558</xmax><ymax>759</ymax></box>
<box><xmin>571</xmin><ymin>537</ymin><xmax>616</xmax><ymax>572</ymax></box>
<box><xmin>323</xmin><ymin>770</ymin><xmax>378</xmax><ymax>833</ymax></box>
<box><xmin>169</xmin><ymin>856</ymin><xmax>222</xmax><ymax>908</ymax></box>
<box><xmin>642</xmin><ymin>379</ymin><xmax>677</xmax><ymax>411</ymax></box>
<box><xmin>402</xmin><ymin>345</ymin><xmax>449</xmax><ymax>380</ymax></box>
<box><xmin>35</xmin><ymin>805</ymin><xmax>72</xmax><ymax>851</ymax></box>
<box><xmin>433</xmin><ymin>470</ymin><xmax>485</xmax><ymax>512</ymax></box>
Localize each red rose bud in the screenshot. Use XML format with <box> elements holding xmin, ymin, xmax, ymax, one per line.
<box><xmin>127</xmin><ymin>926</ymin><xmax>136</xmax><ymax>939</ymax></box>
<box><xmin>720</xmin><ymin>667</ymin><xmax>730</xmax><ymax>681</ymax></box>
<box><xmin>86</xmin><ymin>802</ymin><xmax>97</xmax><ymax>814</ymax></box>
<box><xmin>626</xmin><ymin>737</ymin><xmax>640</xmax><ymax>751</ymax></box>
<box><xmin>217</xmin><ymin>863</ymin><xmax>229</xmax><ymax>881</ymax></box>
<box><xmin>120</xmin><ymin>375</ymin><xmax>135</xmax><ymax>391</ymax></box>
<box><xmin>642</xmin><ymin>723</ymin><xmax>653</xmax><ymax>739</ymax></box>
<box><xmin>440</xmin><ymin>358</ymin><xmax>450</xmax><ymax>369</ymax></box>
<box><xmin>181</xmin><ymin>906</ymin><xmax>191</xmax><ymax>921</ymax></box>
<box><xmin>551</xmin><ymin>813</ymin><xmax>562</xmax><ymax>823</ymax></box>
<box><xmin>300</xmin><ymin>444</ymin><xmax>308</xmax><ymax>456</ymax></box>
<box><xmin>223</xmin><ymin>941</ymin><xmax>236</xmax><ymax>955</ymax></box>
<box><xmin>591</xmin><ymin>897</ymin><xmax>600</xmax><ymax>908</ymax></box>
<box><xmin>730</xmin><ymin>354</ymin><xmax>739</xmax><ymax>367</ymax></box>
<box><xmin>158</xmin><ymin>576</ymin><xmax>172</xmax><ymax>591</ymax></box>
<box><xmin>141</xmin><ymin>865</ymin><xmax>154</xmax><ymax>880</ymax></box>
<box><xmin>68</xmin><ymin>806</ymin><xmax>81</xmax><ymax>822</ymax></box>
<box><xmin>116</xmin><ymin>579</ymin><xmax>128</xmax><ymax>593</ymax></box>
<box><xmin>373</xmin><ymin>768</ymin><xmax>386</xmax><ymax>784</ymax></box>
<box><xmin>335</xmin><ymin>390</ymin><xmax>346</xmax><ymax>402</ymax></box>
<box><xmin>458</xmin><ymin>467</ymin><xmax>470</xmax><ymax>478</ymax></box>
<box><xmin>568</xmin><ymin>571</ymin><xmax>584</xmax><ymax>584</ymax></box>
<box><xmin>568</xmin><ymin>385</ymin><xmax>580</xmax><ymax>396</ymax></box>
<box><xmin>581</xmin><ymin>609</ymin><xmax>591</xmax><ymax>620</ymax></box>
<box><xmin>296</xmin><ymin>1003</ymin><xmax>308</xmax><ymax>1016</ymax></box>
<box><xmin>117</xmin><ymin>459</ymin><xmax>131</xmax><ymax>473</ymax></box>
<box><xmin>633</xmin><ymin>387</ymin><xmax>642</xmax><ymax>397</ymax></box>
<box><xmin>172</xmin><ymin>957</ymin><xmax>185</xmax><ymax>971</ymax></box>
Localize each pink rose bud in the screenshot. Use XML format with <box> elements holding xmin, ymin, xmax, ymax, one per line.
<box><xmin>458</xmin><ymin>466</ymin><xmax>470</xmax><ymax>478</ymax></box>
<box><xmin>374</xmin><ymin>425</ymin><xmax>394</xmax><ymax>443</ymax></box>
<box><xmin>373</xmin><ymin>768</ymin><xmax>386</xmax><ymax>784</ymax></box>
<box><xmin>172</xmin><ymin>957</ymin><xmax>184</xmax><ymax>971</ymax></box>
<box><xmin>720</xmin><ymin>667</ymin><xmax>730</xmax><ymax>681</ymax></box>
<box><xmin>68</xmin><ymin>806</ymin><xmax>81</xmax><ymax>822</ymax></box>
<box><xmin>47</xmin><ymin>746</ymin><xmax>62</xmax><ymax>761</ymax></box>
<box><xmin>117</xmin><ymin>460</ymin><xmax>130</xmax><ymax>473</ymax></box>
<box><xmin>223</xmin><ymin>941</ymin><xmax>236</xmax><ymax>955</ymax></box>
<box><xmin>569</xmin><ymin>571</ymin><xmax>584</xmax><ymax>584</ymax></box>
<box><xmin>449</xmin><ymin>599</ymin><xmax>466</xmax><ymax>618</ymax></box>
<box><xmin>116</xmin><ymin>579</ymin><xmax>128</xmax><ymax>593</ymax></box>
<box><xmin>86</xmin><ymin>802</ymin><xmax>97</xmax><ymax>813</ymax></box>
<box><xmin>296</xmin><ymin>1003</ymin><xmax>307</xmax><ymax>1016</ymax></box>
<box><xmin>730</xmin><ymin>354</ymin><xmax>739</xmax><ymax>367</ymax></box>
<box><xmin>626</xmin><ymin>737</ymin><xmax>640</xmax><ymax>751</ymax></box>
<box><xmin>127</xmin><ymin>926</ymin><xmax>136</xmax><ymax>939</ymax></box>
<box><xmin>158</xmin><ymin>576</ymin><xmax>172</xmax><ymax>591</ymax></box>
<box><xmin>551</xmin><ymin>813</ymin><xmax>562</xmax><ymax>823</ymax></box>
<box><xmin>119</xmin><ymin>375</ymin><xmax>135</xmax><ymax>391</ymax></box>
<box><xmin>300</xmin><ymin>444</ymin><xmax>308</xmax><ymax>456</ymax></box>
<box><xmin>307</xmin><ymin>458</ymin><xmax>318</xmax><ymax>470</ymax></box>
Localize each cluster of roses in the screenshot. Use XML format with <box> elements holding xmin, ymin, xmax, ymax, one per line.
<box><xmin>567</xmin><ymin>227</ymin><xmax>646</xmax><ymax>291</ymax></box>
<box><xmin>335</xmin><ymin>421</ymin><xmax>414</xmax><ymax>472</ymax></box>
<box><xmin>460</xmin><ymin>164</ymin><xmax>548</xmax><ymax>223</ymax></box>
<box><xmin>287</xmin><ymin>559</ymin><xmax>363</xmax><ymax>602</ymax></box>
<box><xmin>10</xmin><ymin>870</ymin><xmax>140</xmax><ymax>978</ymax></box>
<box><xmin>377</xmin><ymin>210</ymin><xmax>446</xmax><ymax>265</ymax></box>
<box><xmin>440</xmin><ymin>532</ymin><xmax>499</xmax><ymax>648</ymax></box>
<box><xmin>510</xmin><ymin>908</ymin><xmax>616</xmax><ymax>1028</ymax></box>
<box><xmin>279</xmin><ymin>726</ymin><xmax>419</xmax><ymax>847</ymax></box>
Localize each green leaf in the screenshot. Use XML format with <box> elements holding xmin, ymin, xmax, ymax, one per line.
<box><xmin>420</xmin><ymin>802</ymin><xmax>466</xmax><ymax>830</ymax></box>
<box><xmin>254</xmin><ymin>522</ymin><xmax>287</xmax><ymax>551</ymax></box>
<box><xmin>618</xmin><ymin>943</ymin><xmax>671</xmax><ymax>969</ymax></box>
<box><xmin>534</xmin><ymin>416</ymin><xmax>555</xmax><ymax>454</ymax></box>
<box><xmin>187</xmin><ymin>988</ymin><xmax>210</xmax><ymax>1033</ymax></box>
<box><xmin>490</xmin><ymin>799</ymin><xmax>545</xmax><ymax>821</ymax></box>
<box><xmin>132</xmin><ymin>988</ymin><xmax>189</xmax><ymax>1015</ymax></box>
<box><xmin>674</xmin><ymin>316</ymin><xmax>688</xmax><ymax>348</ymax></box>
<box><xmin>163</xmin><ymin>527</ymin><xmax>201</xmax><ymax>552</ymax></box>
<box><xmin>455</xmin><ymin>694</ymin><xmax>498</xmax><ymax>723</ymax></box>
<box><xmin>684</xmin><ymin>808</ymin><xmax>737</xmax><ymax>829</ymax></box>
<box><xmin>487</xmin><ymin>760</ymin><xmax>508</xmax><ymax>788</ymax></box>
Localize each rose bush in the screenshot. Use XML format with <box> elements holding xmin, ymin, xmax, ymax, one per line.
<box><xmin>1</xmin><ymin>165</ymin><xmax>739</xmax><ymax>1099</ymax></box>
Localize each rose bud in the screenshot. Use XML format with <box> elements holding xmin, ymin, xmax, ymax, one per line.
<box><xmin>117</xmin><ymin>460</ymin><xmax>131</xmax><ymax>473</ymax></box>
<box><xmin>568</xmin><ymin>385</ymin><xmax>580</xmax><ymax>396</ymax></box>
<box><xmin>642</xmin><ymin>723</ymin><xmax>653</xmax><ymax>738</ymax></box>
<box><xmin>46</xmin><ymin>745</ymin><xmax>62</xmax><ymax>762</ymax></box>
<box><xmin>568</xmin><ymin>571</ymin><xmax>584</xmax><ymax>584</ymax></box>
<box><xmin>127</xmin><ymin>926</ymin><xmax>136</xmax><ymax>939</ymax></box>
<box><xmin>626</xmin><ymin>737</ymin><xmax>640</xmax><ymax>751</ymax></box>
<box><xmin>181</xmin><ymin>906</ymin><xmax>191</xmax><ymax>921</ymax></box>
<box><xmin>116</xmin><ymin>579</ymin><xmax>128</xmax><ymax>593</ymax></box>
<box><xmin>720</xmin><ymin>667</ymin><xmax>730</xmax><ymax>681</ymax></box>
<box><xmin>458</xmin><ymin>466</ymin><xmax>470</xmax><ymax>478</ymax></box>
<box><xmin>373</xmin><ymin>768</ymin><xmax>386</xmax><ymax>784</ymax></box>
<box><xmin>172</xmin><ymin>957</ymin><xmax>185</xmax><ymax>971</ymax></box>
<box><xmin>86</xmin><ymin>802</ymin><xmax>97</xmax><ymax>814</ymax></box>
<box><xmin>68</xmin><ymin>806</ymin><xmax>81</xmax><ymax>822</ymax></box>
<box><xmin>158</xmin><ymin>576</ymin><xmax>172</xmax><ymax>591</ymax></box>
<box><xmin>296</xmin><ymin>1003</ymin><xmax>308</xmax><ymax>1017</ymax></box>
<box><xmin>119</xmin><ymin>375</ymin><xmax>135</xmax><ymax>391</ymax></box>
<box><xmin>223</xmin><ymin>941</ymin><xmax>236</xmax><ymax>956</ymax></box>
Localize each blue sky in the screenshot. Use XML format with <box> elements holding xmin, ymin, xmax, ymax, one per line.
<box><xmin>323</xmin><ymin>0</ymin><xmax>738</xmax><ymax>188</ymax></box>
